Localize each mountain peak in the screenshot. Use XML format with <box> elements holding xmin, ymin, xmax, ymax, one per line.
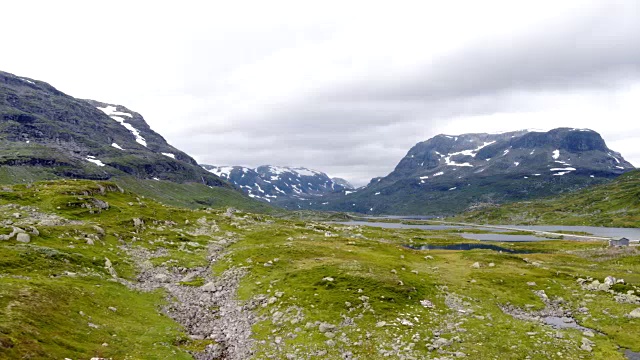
<box><xmin>201</xmin><ymin>164</ymin><xmax>351</xmax><ymax>204</ymax></box>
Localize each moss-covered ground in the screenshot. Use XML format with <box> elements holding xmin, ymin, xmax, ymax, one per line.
<box><xmin>0</xmin><ymin>180</ymin><xmax>638</xmax><ymax>359</ymax></box>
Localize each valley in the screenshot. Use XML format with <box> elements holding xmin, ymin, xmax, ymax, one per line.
<box><xmin>1</xmin><ymin>70</ymin><xmax>639</xmax><ymax>360</ymax></box>
<box><xmin>1</xmin><ymin>180</ymin><xmax>639</xmax><ymax>359</ymax></box>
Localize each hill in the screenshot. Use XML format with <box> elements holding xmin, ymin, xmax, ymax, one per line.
<box><xmin>452</xmin><ymin>169</ymin><xmax>640</xmax><ymax>227</ymax></box>
<box><xmin>309</xmin><ymin>128</ymin><xmax>634</xmax><ymax>215</ymax></box>
<box><xmin>0</xmin><ymin>70</ymin><xmax>272</xmax><ymax>213</ymax></box>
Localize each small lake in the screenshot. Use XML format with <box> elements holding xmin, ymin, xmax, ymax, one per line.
<box><xmin>495</xmin><ymin>225</ymin><xmax>640</xmax><ymax>240</ymax></box>
<box><xmin>459</xmin><ymin>233</ymin><xmax>549</xmax><ymax>242</ymax></box>
<box><xmin>335</xmin><ymin>221</ymin><xmax>547</xmax><ymax>242</ymax></box>
<box><xmin>625</xmin><ymin>350</ymin><xmax>640</xmax><ymax>360</ymax></box>
<box><xmin>405</xmin><ymin>243</ymin><xmax>536</xmax><ymax>254</ymax></box>
<box><xmin>542</xmin><ymin>316</ymin><xmax>594</xmax><ymax>332</ymax></box>
<box><xmin>335</xmin><ymin>221</ymin><xmax>640</xmax><ymax>241</ymax></box>
<box><xmin>336</xmin><ymin>221</ymin><xmax>508</xmax><ymax>232</ymax></box>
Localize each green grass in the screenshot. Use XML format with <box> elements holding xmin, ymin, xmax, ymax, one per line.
<box><xmin>452</xmin><ymin>169</ymin><xmax>640</xmax><ymax>227</ymax></box>
<box><xmin>113</xmin><ymin>176</ymin><xmax>277</xmax><ymax>213</ymax></box>
<box><xmin>1</xmin><ymin>179</ymin><xmax>639</xmax><ymax>359</ymax></box>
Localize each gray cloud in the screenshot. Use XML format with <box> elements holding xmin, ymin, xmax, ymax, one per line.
<box><xmin>182</xmin><ymin>2</ymin><xmax>640</xmax><ymax>185</ymax></box>
<box><xmin>3</xmin><ymin>1</ymin><xmax>640</xmax><ymax>186</ymax></box>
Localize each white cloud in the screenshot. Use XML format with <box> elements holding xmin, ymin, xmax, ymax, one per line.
<box><xmin>1</xmin><ymin>0</ymin><xmax>639</xmax><ymax>186</ymax></box>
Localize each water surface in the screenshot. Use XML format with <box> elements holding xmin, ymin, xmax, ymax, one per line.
<box><xmin>405</xmin><ymin>243</ymin><xmax>536</xmax><ymax>254</ymax></box>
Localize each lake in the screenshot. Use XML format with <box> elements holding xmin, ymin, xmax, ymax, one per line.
<box><xmin>334</xmin><ymin>220</ymin><xmax>640</xmax><ymax>241</ymax></box>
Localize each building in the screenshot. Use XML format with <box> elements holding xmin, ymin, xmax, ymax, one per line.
<box><xmin>609</xmin><ymin>237</ymin><xmax>630</xmax><ymax>247</ymax></box>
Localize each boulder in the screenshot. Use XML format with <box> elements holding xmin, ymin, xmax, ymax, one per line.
<box><xmin>604</xmin><ymin>276</ymin><xmax>616</xmax><ymax>287</ymax></box>
<box><xmin>16</xmin><ymin>233</ymin><xmax>31</xmax><ymax>243</ymax></box>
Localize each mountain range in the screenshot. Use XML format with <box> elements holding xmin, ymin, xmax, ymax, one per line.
<box><xmin>201</xmin><ymin>164</ymin><xmax>353</xmax><ymax>205</ymax></box>
<box><xmin>1</xmin><ymin>70</ymin><xmax>635</xmax><ymax>215</ymax></box>
<box><xmin>284</xmin><ymin>128</ymin><xmax>635</xmax><ymax>215</ymax></box>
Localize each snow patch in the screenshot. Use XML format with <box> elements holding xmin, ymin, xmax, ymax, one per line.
<box><xmin>20</xmin><ymin>78</ymin><xmax>36</xmax><ymax>85</ymax></box>
<box><xmin>448</xmin><ymin>187</ymin><xmax>457</xmax><ymax>191</ymax></box>
<box><xmin>97</xmin><ymin>105</ymin><xmax>133</xmax><ymax>118</ymax></box>
<box><xmin>111</xmin><ymin>143</ymin><xmax>124</xmax><ymax>150</ymax></box>
<box><xmin>374</xmin><ymin>192</ymin><xmax>381</xmax><ymax>195</ymax></box>
<box><xmin>206</xmin><ymin>166</ymin><xmax>234</xmax><ymax>178</ymax></box>
<box><xmin>433</xmin><ymin>172</ymin><xmax>444</xmax><ymax>177</ymax></box>
<box><xmin>514</xmin><ymin>162</ymin><xmax>520</xmax><ymax>166</ymax></box>
<box><xmin>292</xmin><ymin>167</ymin><xmax>319</xmax><ymax>177</ymax></box>
<box><xmin>608</xmin><ymin>153</ymin><xmax>621</xmax><ymax>164</ymax></box>
<box><xmin>161</xmin><ymin>152</ymin><xmax>176</xmax><ymax>159</ymax></box>
<box><xmin>443</xmin><ymin>141</ymin><xmax>495</xmax><ymax>167</ymax></box>
<box><xmin>552</xmin><ymin>149</ymin><xmax>560</xmax><ymax>160</ymax></box>
<box><xmin>106</xmin><ymin>113</ymin><xmax>147</xmax><ymax>147</ymax></box>
<box><xmin>550</xmin><ymin>167</ymin><xmax>576</xmax><ymax>172</ymax></box>
<box><xmin>85</xmin><ymin>156</ymin><xmax>105</xmax><ymax>167</ymax></box>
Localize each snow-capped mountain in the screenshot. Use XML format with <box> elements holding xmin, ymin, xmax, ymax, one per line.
<box><xmin>201</xmin><ymin>165</ymin><xmax>353</xmax><ymax>203</ymax></box>
<box><xmin>297</xmin><ymin>128</ymin><xmax>635</xmax><ymax>215</ymax></box>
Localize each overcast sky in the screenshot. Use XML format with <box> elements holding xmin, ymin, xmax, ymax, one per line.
<box><xmin>3</xmin><ymin>1</ymin><xmax>640</xmax><ymax>186</ymax></box>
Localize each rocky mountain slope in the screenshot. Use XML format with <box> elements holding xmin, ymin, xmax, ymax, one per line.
<box><xmin>453</xmin><ymin>169</ymin><xmax>640</xmax><ymax>227</ymax></box>
<box><xmin>0</xmin><ymin>70</ymin><xmax>227</xmax><ymax>187</ymax></box>
<box><xmin>201</xmin><ymin>164</ymin><xmax>353</xmax><ymax>205</ymax></box>
<box><xmin>0</xmin><ymin>70</ymin><xmax>277</xmax><ymax>212</ymax></box>
<box><xmin>305</xmin><ymin>128</ymin><xmax>635</xmax><ymax>215</ymax></box>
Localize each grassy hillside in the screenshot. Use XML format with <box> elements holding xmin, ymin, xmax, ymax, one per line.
<box><xmin>113</xmin><ymin>177</ymin><xmax>277</xmax><ymax>214</ymax></box>
<box><xmin>0</xmin><ymin>180</ymin><xmax>639</xmax><ymax>359</ymax></box>
<box><xmin>0</xmin><ymin>165</ymin><xmax>274</xmax><ymax>214</ymax></box>
<box><xmin>452</xmin><ymin>170</ymin><xmax>640</xmax><ymax>227</ymax></box>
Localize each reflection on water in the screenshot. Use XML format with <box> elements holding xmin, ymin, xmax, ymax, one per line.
<box><xmin>405</xmin><ymin>243</ymin><xmax>536</xmax><ymax>254</ymax></box>
<box><xmin>460</xmin><ymin>233</ymin><xmax>548</xmax><ymax>242</ymax></box>
<box><xmin>542</xmin><ymin>316</ymin><xmax>593</xmax><ymax>331</ymax></box>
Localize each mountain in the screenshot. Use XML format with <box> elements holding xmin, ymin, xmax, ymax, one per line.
<box><xmin>452</xmin><ymin>169</ymin><xmax>640</xmax><ymax>227</ymax></box>
<box><xmin>302</xmin><ymin>128</ymin><xmax>635</xmax><ymax>215</ymax></box>
<box><xmin>0</xmin><ymin>70</ymin><xmax>274</xmax><ymax>212</ymax></box>
<box><xmin>201</xmin><ymin>165</ymin><xmax>353</xmax><ymax>206</ymax></box>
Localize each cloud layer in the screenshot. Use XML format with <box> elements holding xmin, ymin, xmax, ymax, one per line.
<box><xmin>3</xmin><ymin>1</ymin><xmax>640</xmax><ymax>185</ymax></box>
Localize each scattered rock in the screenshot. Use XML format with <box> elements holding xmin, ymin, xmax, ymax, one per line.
<box><xmin>604</xmin><ymin>276</ymin><xmax>616</xmax><ymax>287</ymax></box>
<box><xmin>319</xmin><ymin>323</ymin><xmax>336</xmax><ymax>333</ymax></box>
<box><xmin>629</xmin><ymin>308</ymin><xmax>640</xmax><ymax>318</ymax></box>
<box><xmin>133</xmin><ymin>218</ymin><xmax>144</xmax><ymax>228</ymax></box>
<box><xmin>420</xmin><ymin>299</ymin><xmax>435</xmax><ymax>308</ymax></box>
<box><xmin>471</xmin><ymin>262</ymin><xmax>480</xmax><ymax>269</ymax></box>
<box><xmin>16</xmin><ymin>233</ymin><xmax>31</xmax><ymax>243</ymax></box>
<box><xmin>527</xmin><ymin>282</ymin><xmax>537</xmax><ymax>286</ymax></box>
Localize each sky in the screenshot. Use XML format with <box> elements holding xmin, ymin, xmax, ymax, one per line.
<box><xmin>2</xmin><ymin>0</ymin><xmax>640</xmax><ymax>186</ymax></box>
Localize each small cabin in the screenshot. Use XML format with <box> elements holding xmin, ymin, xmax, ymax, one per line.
<box><xmin>609</xmin><ymin>237</ymin><xmax>630</xmax><ymax>247</ymax></box>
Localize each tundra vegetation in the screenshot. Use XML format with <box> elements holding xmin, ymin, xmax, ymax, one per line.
<box><xmin>0</xmin><ymin>180</ymin><xmax>639</xmax><ymax>359</ymax></box>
